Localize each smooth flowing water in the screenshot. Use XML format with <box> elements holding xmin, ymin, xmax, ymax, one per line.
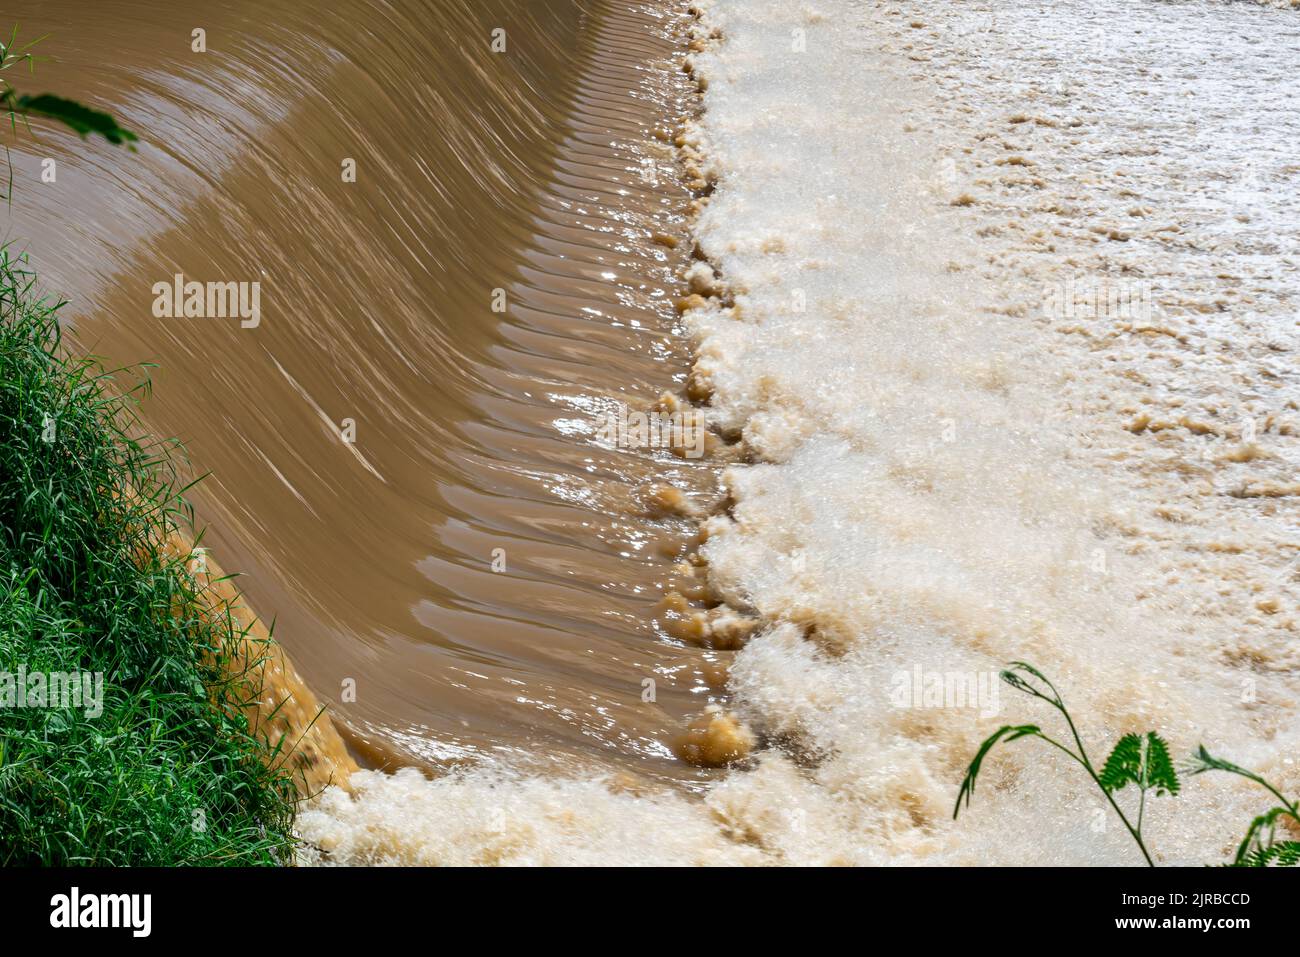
<box><xmin>9</xmin><ymin>0</ymin><xmax>719</xmax><ymax>784</ymax></box>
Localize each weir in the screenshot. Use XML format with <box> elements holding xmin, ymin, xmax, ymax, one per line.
<box><xmin>9</xmin><ymin>0</ymin><xmax>724</xmax><ymax>786</ymax></box>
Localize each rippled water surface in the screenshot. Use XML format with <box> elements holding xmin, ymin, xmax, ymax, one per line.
<box><xmin>9</xmin><ymin>0</ymin><xmax>719</xmax><ymax>783</ymax></box>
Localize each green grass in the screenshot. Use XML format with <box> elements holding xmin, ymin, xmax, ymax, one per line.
<box><xmin>0</xmin><ymin>246</ymin><xmax>296</xmax><ymax>864</ymax></box>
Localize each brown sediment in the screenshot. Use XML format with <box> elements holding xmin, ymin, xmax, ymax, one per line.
<box><xmin>126</xmin><ymin>476</ymin><xmax>356</xmax><ymax>794</ymax></box>
<box><xmin>656</xmin><ymin>6</ymin><xmax>764</xmax><ymax>765</ymax></box>
<box><xmin>8</xmin><ymin>0</ymin><xmax>743</xmax><ymax>785</ymax></box>
<box><xmin>672</xmin><ymin>705</ymin><xmax>755</xmax><ymax>767</ymax></box>
<box><xmin>162</xmin><ymin>528</ymin><xmax>359</xmax><ymax>795</ymax></box>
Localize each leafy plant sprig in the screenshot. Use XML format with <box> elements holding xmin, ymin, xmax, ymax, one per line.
<box><xmin>955</xmin><ymin>662</ymin><xmax>1300</xmax><ymax>867</ymax></box>
<box><xmin>1187</xmin><ymin>746</ymin><xmax>1300</xmax><ymax>867</ymax></box>
<box><xmin>0</xmin><ymin>26</ymin><xmax>136</xmax><ymax>145</ymax></box>
<box><xmin>954</xmin><ymin>662</ymin><xmax>1177</xmax><ymax>866</ymax></box>
<box><xmin>1</xmin><ymin>89</ymin><xmax>138</xmax><ymax>145</ymax></box>
<box><xmin>0</xmin><ymin>26</ymin><xmax>136</xmax><ymax>203</ymax></box>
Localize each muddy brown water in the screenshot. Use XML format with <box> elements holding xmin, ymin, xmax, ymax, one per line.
<box><xmin>8</xmin><ymin>0</ymin><xmax>721</xmax><ymax>785</ymax></box>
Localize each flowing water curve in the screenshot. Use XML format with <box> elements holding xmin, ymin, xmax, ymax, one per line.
<box><xmin>8</xmin><ymin>0</ymin><xmax>723</xmax><ymax>785</ymax></box>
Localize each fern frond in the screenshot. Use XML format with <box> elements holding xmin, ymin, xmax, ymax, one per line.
<box><xmin>1144</xmin><ymin>733</ymin><xmax>1179</xmax><ymax>796</ymax></box>
<box><xmin>1232</xmin><ymin>806</ymin><xmax>1289</xmax><ymax>866</ymax></box>
<box><xmin>1099</xmin><ymin>732</ymin><xmax>1179</xmax><ymax>796</ymax></box>
<box><xmin>1099</xmin><ymin>733</ymin><xmax>1143</xmax><ymax>793</ymax></box>
<box><xmin>1239</xmin><ymin>841</ymin><xmax>1300</xmax><ymax>868</ymax></box>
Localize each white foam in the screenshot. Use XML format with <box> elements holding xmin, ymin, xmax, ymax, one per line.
<box><xmin>297</xmin><ymin>768</ymin><xmax>766</xmax><ymax>866</ymax></box>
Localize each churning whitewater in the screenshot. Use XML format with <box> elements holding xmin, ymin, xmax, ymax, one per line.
<box><xmin>295</xmin><ymin>0</ymin><xmax>1300</xmax><ymax>865</ymax></box>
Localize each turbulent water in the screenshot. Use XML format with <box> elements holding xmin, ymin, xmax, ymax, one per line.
<box><xmin>9</xmin><ymin>0</ymin><xmax>1299</xmax><ymax>864</ymax></box>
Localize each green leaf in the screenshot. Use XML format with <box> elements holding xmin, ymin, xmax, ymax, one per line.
<box><xmin>1185</xmin><ymin>744</ymin><xmax>1249</xmax><ymax>778</ymax></box>
<box><xmin>1240</xmin><ymin>840</ymin><xmax>1300</xmax><ymax>867</ymax></box>
<box><xmin>1144</xmin><ymin>733</ymin><xmax>1179</xmax><ymax>797</ymax></box>
<box><xmin>1232</xmin><ymin>806</ymin><xmax>1289</xmax><ymax>866</ymax></box>
<box><xmin>1100</xmin><ymin>733</ymin><xmax>1143</xmax><ymax>793</ymax></box>
<box><xmin>1262</xmin><ymin>841</ymin><xmax>1300</xmax><ymax>867</ymax></box>
<box><xmin>999</xmin><ymin>661</ymin><xmax>1064</xmax><ymax>708</ymax></box>
<box><xmin>1099</xmin><ymin>732</ymin><xmax>1179</xmax><ymax>796</ymax></box>
<box><xmin>953</xmin><ymin>724</ymin><xmax>1041</xmax><ymax>819</ymax></box>
<box><xmin>5</xmin><ymin>91</ymin><xmax>137</xmax><ymax>145</ymax></box>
